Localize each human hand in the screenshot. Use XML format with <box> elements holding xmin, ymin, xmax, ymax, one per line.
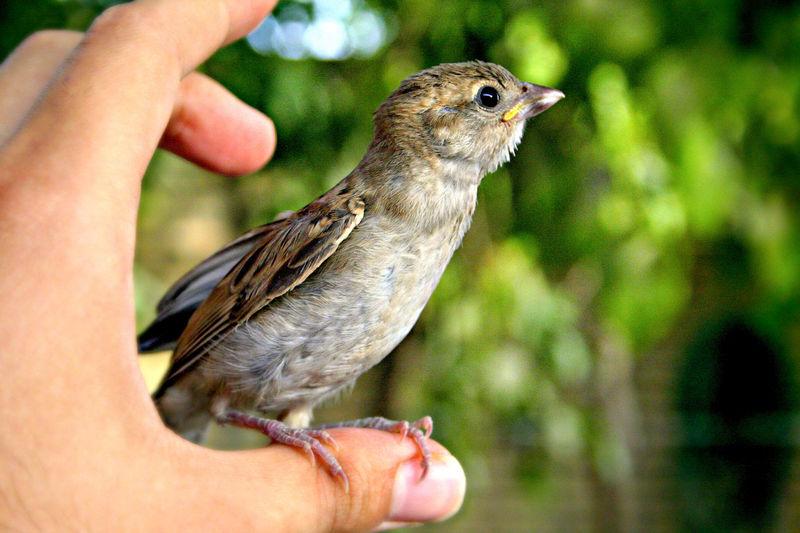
<box><xmin>0</xmin><ymin>1</ymin><xmax>466</xmax><ymax>530</ymax></box>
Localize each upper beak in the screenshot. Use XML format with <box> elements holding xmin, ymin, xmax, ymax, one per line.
<box><xmin>502</xmin><ymin>83</ymin><xmax>565</xmax><ymax>122</ymax></box>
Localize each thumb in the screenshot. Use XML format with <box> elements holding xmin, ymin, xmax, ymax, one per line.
<box><xmin>207</xmin><ymin>428</ymin><xmax>466</xmax><ymax>532</ymax></box>
<box><xmin>323</xmin><ymin>429</ymin><xmax>466</xmax><ymax>532</ymax></box>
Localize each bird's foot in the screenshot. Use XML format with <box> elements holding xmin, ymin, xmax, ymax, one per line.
<box><xmin>219</xmin><ymin>410</ymin><xmax>348</xmax><ymax>492</ymax></box>
<box><xmin>317</xmin><ymin>416</ymin><xmax>433</xmax><ymax>478</ymax></box>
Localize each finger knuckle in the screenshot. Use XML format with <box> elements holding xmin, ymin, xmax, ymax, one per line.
<box><xmin>86</xmin><ymin>3</ymin><xmax>180</xmax><ymax>72</ymax></box>
<box><xmin>313</xmin><ymin>480</ymin><xmax>340</xmax><ymax>531</ymax></box>
<box><xmin>17</xmin><ymin>29</ymin><xmax>81</xmax><ymax>53</ymax></box>
<box><xmin>84</xmin><ymin>3</ymin><xmax>175</xmax><ymax>68</ymax></box>
<box><xmin>330</xmin><ymin>465</ymin><xmax>383</xmax><ymax>531</ymax></box>
<box><xmin>88</xmin><ymin>3</ymin><xmax>155</xmax><ymax>42</ymax></box>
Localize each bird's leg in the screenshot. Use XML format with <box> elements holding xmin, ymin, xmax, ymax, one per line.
<box><xmin>277</xmin><ymin>404</ymin><xmax>340</xmax><ymax>454</ymax></box>
<box><xmin>218</xmin><ymin>409</ymin><xmax>349</xmax><ymax>492</ymax></box>
<box><xmin>278</xmin><ymin>404</ymin><xmax>314</xmax><ymax>429</ymax></box>
<box><xmin>316</xmin><ymin>416</ymin><xmax>433</xmax><ymax>477</ymax></box>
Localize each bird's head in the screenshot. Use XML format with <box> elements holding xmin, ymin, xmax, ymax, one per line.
<box><xmin>373</xmin><ymin>61</ymin><xmax>564</xmax><ymax>174</ymax></box>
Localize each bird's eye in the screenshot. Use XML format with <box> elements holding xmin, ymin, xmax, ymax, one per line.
<box><xmin>477</xmin><ymin>86</ymin><xmax>500</xmax><ymax>108</ymax></box>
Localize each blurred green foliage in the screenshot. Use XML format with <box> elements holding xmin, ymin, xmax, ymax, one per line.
<box><xmin>3</xmin><ymin>0</ymin><xmax>800</xmax><ymax>530</ymax></box>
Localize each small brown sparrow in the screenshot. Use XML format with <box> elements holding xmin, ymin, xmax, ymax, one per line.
<box><xmin>138</xmin><ymin>61</ymin><xmax>563</xmax><ymax>489</ymax></box>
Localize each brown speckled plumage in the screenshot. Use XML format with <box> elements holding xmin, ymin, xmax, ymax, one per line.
<box><xmin>139</xmin><ymin>61</ymin><xmax>563</xmax><ymax>474</ymax></box>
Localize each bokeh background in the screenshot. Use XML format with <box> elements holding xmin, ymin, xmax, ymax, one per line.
<box><xmin>3</xmin><ymin>0</ymin><xmax>800</xmax><ymax>530</ymax></box>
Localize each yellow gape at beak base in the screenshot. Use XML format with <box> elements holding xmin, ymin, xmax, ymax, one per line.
<box><xmin>502</xmin><ymin>102</ymin><xmax>525</xmax><ymax>122</ymax></box>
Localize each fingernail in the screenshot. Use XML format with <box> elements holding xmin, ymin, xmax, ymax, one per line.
<box><xmin>373</xmin><ymin>521</ymin><xmax>422</xmax><ymax>531</ymax></box>
<box><xmin>386</xmin><ymin>454</ymin><xmax>466</xmax><ymax>525</ymax></box>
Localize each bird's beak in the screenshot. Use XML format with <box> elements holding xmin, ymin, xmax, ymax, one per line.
<box><xmin>502</xmin><ymin>83</ymin><xmax>565</xmax><ymax>122</ymax></box>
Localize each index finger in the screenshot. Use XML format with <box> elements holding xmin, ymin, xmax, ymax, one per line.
<box><xmin>1</xmin><ymin>0</ymin><xmax>276</xmax><ymax>193</ymax></box>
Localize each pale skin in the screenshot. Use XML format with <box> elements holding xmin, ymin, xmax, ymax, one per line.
<box><xmin>0</xmin><ymin>1</ymin><xmax>465</xmax><ymax>531</ymax></box>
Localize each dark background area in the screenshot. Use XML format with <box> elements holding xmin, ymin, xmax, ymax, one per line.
<box><xmin>3</xmin><ymin>0</ymin><xmax>800</xmax><ymax>530</ymax></box>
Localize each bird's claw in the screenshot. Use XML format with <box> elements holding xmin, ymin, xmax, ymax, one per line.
<box><xmin>413</xmin><ymin>416</ymin><xmax>433</xmax><ymax>439</ymax></box>
<box><xmin>305</xmin><ymin>428</ymin><xmax>340</xmax><ymax>452</ymax></box>
<box><xmin>406</xmin><ymin>418</ymin><xmax>433</xmax><ymax>479</ymax></box>
<box><xmin>220</xmin><ymin>410</ymin><xmax>347</xmax><ymax>488</ymax></box>
<box><xmin>390</xmin><ymin>420</ymin><xmax>410</xmax><ymax>442</ymax></box>
<box><xmin>318</xmin><ymin>415</ymin><xmax>434</xmax><ymax>480</ymax></box>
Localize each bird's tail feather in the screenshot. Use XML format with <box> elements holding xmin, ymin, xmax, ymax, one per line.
<box><xmin>155</xmin><ymin>386</ymin><xmax>212</xmax><ymax>444</ymax></box>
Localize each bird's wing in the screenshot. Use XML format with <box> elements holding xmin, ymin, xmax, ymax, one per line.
<box><xmin>154</xmin><ymin>188</ymin><xmax>365</xmax><ymax>396</ymax></box>
<box><xmin>138</xmin><ymin>227</ymin><xmax>270</xmax><ymax>352</ymax></box>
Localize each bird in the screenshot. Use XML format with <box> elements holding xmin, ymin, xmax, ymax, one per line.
<box><xmin>138</xmin><ymin>61</ymin><xmax>564</xmax><ymax>489</ymax></box>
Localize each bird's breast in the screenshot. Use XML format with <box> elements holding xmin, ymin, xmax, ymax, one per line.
<box><xmin>326</xmin><ymin>203</ymin><xmax>475</xmax><ymax>363</ymax></box>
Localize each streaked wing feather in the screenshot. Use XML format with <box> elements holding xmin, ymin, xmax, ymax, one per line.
<box><xmin>153</xmin><ymin>190</ymin><xmax>365</xmax><ymax>396</ymax></box>
<box><xmin>137</xmin><ymin>226</ymin><xmax>276</xmax><ymax>352</ymax></box>
<box><xmin>156</xmin><ymin>226</ymin><xmax>272</xmax><ymax>315</ymax></box>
